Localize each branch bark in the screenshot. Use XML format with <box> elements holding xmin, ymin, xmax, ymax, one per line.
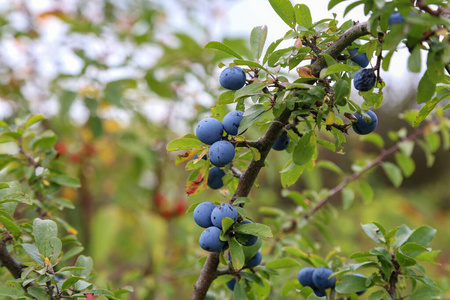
<box><xmin>0</xmin><ymin>236</ymin><xmax>26</xmax><ymax>280</ymax></box>
<box><xmin>191</xmin><ymin>20</ymin><xmax>372</xmax><ymax>300</ymax></box>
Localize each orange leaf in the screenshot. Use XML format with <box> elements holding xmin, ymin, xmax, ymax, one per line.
<box><xmin>296</xmin><ymin>67</ymin><xmax>314</xmax><ymax>78</ymax></box>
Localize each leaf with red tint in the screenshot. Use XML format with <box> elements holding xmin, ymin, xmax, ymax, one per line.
<box><xmin>84</xmin><ymin>293</ymin><xmax>98</xmax><ymax>300</ymax></box>
<box><xmin>175</xmin><ymin>148</ymin><xmax>204</xmax><ymax>166</ymax></box>
<box><xmin>185</xmin><ymin>163</ymin><xmax>209</xmax><ymax>196</ymax></box>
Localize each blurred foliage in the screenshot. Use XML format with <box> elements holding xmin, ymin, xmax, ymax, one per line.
<box><xmin>0</xmin><ymin>0</ymin><xmax>449</xmax><ymax>299</ymax></box>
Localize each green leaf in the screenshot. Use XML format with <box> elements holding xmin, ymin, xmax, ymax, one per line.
<box><xmin>334</xmin><ymin>80</ymin><xmax>350</xmax><ymax>103</ymax></box>
<box><xmin>293</xmin><ymin>131</ymin><xmax>316</xmax><ymax>165</ymax></box>
<box><xmin>328</xmin><ymin>0</ymin><xmax>348</xmax><ymax>10</ymax></box>
<box><xmin>408</xmin><ymin>45</ymin><xmax>421</xmax><ymax>73</ymax></box>
<box><xmin>81</xmin><ymin>289</ymin><xmax>115</xmax><ymax>297</ymax></box>
<box><xmin>320</xmin><ymin>64</ymin><xmax>359</xmax><ymax>78</ymax></box>
<box><xmin>218</xmin><ymin>90</ymin><xmax>236</xmax><ymax>104</ymax></box>
<box><xmin>361</xmin><ymin>223</ymin><xmax>386</xmax><ymax>245</ymax></box>
<box><xmin>238</xmin><ymin>104</ymin><xmax>266</xmax><ymax>135</ymax></box>
<box><xmin>416</xmin><ymin>71</ymin><xmax>436</xmax><ymax>104</ymax></box>
<box><xmin>74</xmin><ymin>255</ymin><xmax>94</xmax><ymax>277</ymax></box>
<box><xmin>233</xmin><ymin>280</ymin><xmax>247</xmax><ymax>300</ymax></box>
<box><xmin>22</xmin><ymin>244</ymin><xmax>44</xmax><ymax>265</ymax></box>
<box><xmin>360</xmin><ymin>132</ymin><xmax>384</xmax><ymax>147</ymax></box>
<box><xmin>269</xmin><ymin>0</ymin><xmax>296</xmax><ymax>29</ymax></box>
<box><xmin>61</xmin><ymin>276</ymin><xmax>84</xmax><ymax>291</ymax></box>
<box><xmin>382</xmin><ymin>162</ymin><xmax>403</xmax><ymax>187</ymax></box>
<box><xmin>265</xmin><ymin>258</ymin><xmax>300</xmax><ymax>269</ymax></box>
<box><xmin>294</xmin><ymin>4</ymin><xmax>312</xmax><ymax>28</ymax></box>
<box><xmin>405</xmin><ymin>225</ymin><xmax>436</xmax><ymax>248</ymax></box>
<box><xmin>33</xmin><ymin>218</ymin><xmax>58</xmax><ymax>258</ymax></box>
<box><xmin>25</xmin><ymin>114</ymin><xmax>46</xmax><ymax>128</ymax></box>
<box><xmin>394</xmin><ymin>153</ymin><xmax>415</xmax><ymax>177</ymax></box>
<box><xmin>409</xmin><ymin>286</ymin><xmax>441</xmax><ymax>300</ymax></box>
<box><xmin>48</xmin><ymin>175</ymin><xmax>81</xmax><ymax>188</ymax></box>
<box><xmin>229</xmin><ymin>238</ymin><xmax>245</xmax><ymax>270</ymax></box>
<box><xmin>358</xmin><ymin>180</ymin><xmax>373</xmax><ymax>204</ymax></box>
<box><xmin>233</xmin><ymin>197</ymin><xmax>250</xmax><ymax>205</ymax></box>
<box><xmin>211</xmin><ymin>104</ymin><xmax>228</xmax><ymax>122</ymax></box>
<box><xmin>335</xmin><ymin>274</ymin><xmax>373</xmax><ymax>294</ymax></box>
<box><xmin>280</xmin><ymin>160</ymin><xmax>305</xmax><ymax>188</ymax></box>
<box><xmin>243</xmin><ymin>238</ymin><xmax>262</xmax><ymax>263</ymax></box>
<box><xmin>342</xmin><ymin>188</ymin><xmax>355</xmax><ymax>210</ymax></box>
<box><xmin>235</xmin><ymin>82</ymin><xmax>268</xmax><ymax>99</ymax></box>
<box><xmin>104</xmin><ymin>79</ymin><xmax>137</xmax><ymax>106</ymax></box>
<box><xmin>27</xmin><ymin>286</ymin><xmax>49</xmax><ymax>300</ymax></box>
<box><xmin>32</xmin><ymin>130</ymin><xmax>57</xmax><ymax>151</ymax></box>
<box><xmin>0</xmin><ymin>281</ymin><xmax>24</xmax><ymax>298</ymax></box>
<box><xmin>166</xmin><ymin>134</ymin><xmax>207</xmax><ymax>152</ymax></box>
<box><xmin>235</xmin><ymin>223</ymin><xmax>273</xmax><ymax>240</ymax></box>
<box><xmin>0</xmin><ymin>209</ymin><xmax>21</xmax><ymax>238</ymax></box>
<box><xmin>0</xmin><ymin>192</ymin><xmax>32</xmax><ymax>205</ymax></box>
<box><xmin>250</xmin><ymin>26</ymin><xmax>268</xmax><ymax>60</ymax></box>
<box><xmin>393</xmin><ymin>225</ymin><xmax>413</xmax><ymax>249</ymax></box>
<box><xmin>204</xmin><ymin>41</ymin><xmax>243</xmax><ymax>59</ymax></box>
<box><xmin>0</xmin><ymin>183</ymin><xmax>10</xmax><ymax>190</ymax></box>
<box><xmin>222</xmin><ymin>217</ymin><xmax>235</xmax><ymax>233</ymax></box>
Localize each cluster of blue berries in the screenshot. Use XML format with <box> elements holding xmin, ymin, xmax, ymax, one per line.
<box><xmin>194</xmin><ymin>202</ymin><xmax>259</xmax><ymax>252</ymax></box>
<box><xmin>297</xmin><ymin>267</ymin><xmax>335</xmax><ymax>297</ymax></box>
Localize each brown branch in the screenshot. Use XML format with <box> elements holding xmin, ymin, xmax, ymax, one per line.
<box><xmin>303</xmin><ymin>123</ymin><xmax>432</xmax><ymax>220</ymax></box>
<box><xmin>191</xmin><ymin>20</ymin><xmax>373</xmax><ymax>300</ymax></box>
<box><xmin>0</xmin><ymin>236</ymin><xmax>27</xmax><ymax>281</ymax></box>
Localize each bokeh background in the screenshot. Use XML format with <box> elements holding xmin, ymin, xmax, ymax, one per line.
<box><xmin>0</xmin><ymin>0</ymin><xmax>448</xmax><ymax>299</ymax></box>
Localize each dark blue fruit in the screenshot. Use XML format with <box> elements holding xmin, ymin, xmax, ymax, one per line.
<box><xmin>199</xmin><ymin>226</ymin><xmax>225</xmax><ymax>252</ymax></box>
<box><xmin>222</xmin><ymin>110</ymin><xmax>244</xmax><ymax>135</ymax></box>
<box><xmin>297</xmin><ymin>267</ymin><xmax>316</xmax><ymax>288</ymax></box>
<box><xmin>388</xmin><ymin>12</ymin><xmax>406</xmax><ymax>27</ymax></box>
<box><xmin>354</xmin><ymin>273</ymin><xmax>367</xmax><ymax>296</ymax></box>
<box><xmin>272</xmin><ymin>132</ymin><xmax>290</xmax><ymax>151</ymax></box>
<box><xmin>246</xmin><ymin>251</ymin><xmax>262</xmax><ymax>267</ymax></box>
<box><xmin>353</xmin><ymin>68</ymin><xmax>376</xmax><ymax>92</ymax></box>
<box><xmin>220</xmin><ymin>66</ymin><xmax>246</xmax><ymax>90</ymax></box>
<box><xmin>193</xmin><ymin>202</ymin><xmax>217</xmax><ymax>228</ymax></box>
<box><xmin>313</xmin><ymin>288</ymin><xmax>327</xmax><ymax>297</ymax></box>
<box><xmin>210</xmin><ymin>203</ymin><xmax>238</xmax><ymax>229</ymax></box>
<box><xmin>348</xmin><ymin>48</ymin><xmax>369</xmax><ymax>68</ymax></box>
<box><xmin>352</xmin><ymin>110</ymin><xmax>378</xmax><ymax>135</ymax></box>
<box><xmin>196</xmin><ymin>118</ymin><xmax>223</xmax><ymax>145</ymax></box>
<box><xmin>226</xmin><ymin>278</ymin><xmax>236</xmax><ymax>291</ymax></box>
<box><xmin>237</xmin><ymin>220</ymin><xmax>258</xmax><ymax>246</ymax></box>
<box><xmin>312</xmin><ymin>267</ymin><xmax>335</xmax><ymax>290</ymax></box>
<box><xmin>207</xmin><ymin>167</ymin><xmax>226</xmax><ymax>190</ymax></box>
<box><xmin>209</xmin><ymin>141</ymin><xmax>235</xmax><ymax>167</ymax></box>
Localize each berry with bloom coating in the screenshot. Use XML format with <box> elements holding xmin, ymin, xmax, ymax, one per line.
<box><xmin>196</xmin><ymin>118</ymin><xmax>223</xmax><ymax>145</ymax></box>
<box><xmin>272</xmin><ymin>132</ymin><xmax>290</xmax><ymax>151</ymax></box>
<box><xmin>199</xmin><ymin>226</ymin><xmax>225</xmax><ymax>252</ymax></box>
<box><xmin>207</xmin><ymin>167</ymin><xmax>226</xmax><ymax>189</ymax></box>
<box><xmin>312</xmin><ymin>267</ymin><xmax>335</xmax><ymax>290</ymax></box>
<box><xmin>236</xmin><ymin>220</ymin><xmax>259</xmax><ymax>246</ymax></box>
<box><xmin>352</xmin><ymin>110</ymin><xmax>378</xmax><ymax>135</ymax></box>
<box><xmin>209</xmin><ymin>141</ymin><xmax>235</xmax><ymax>167</ymax></box>
<box><xmin>353</xmin><ymin>68</ymin><xmax>376</xmax><ymax>92</ymax></box>
<box><xmin>298</xmin><ymin>267</ymin><xmax>316</xmax><ymax>288</ymax></box>
<box><xmin>210</xmin><ymin>203</ymin><xmax>238</xmax><ymax>229</ymax></box>
<box><xmin>246</xmin><ymin>251</ymin><xmax>262</xmax><ymax>267</ymax></box>
<box><xmin>348</xmin><ymin>48</ymin><xmax>369</xmax><ymax>68</ymax></box>
<box><xmin>220</xmin><ymin>66</ymin><xmax>246</xmax><ymax>90</ymax></box>
<box><xmin>222</xmin><ymin>110</ymin><xmax>244</xmax><ymax>135</ymax></box>
<box><xmin>388</xmin><ymin>12</ymin><xmax>406</xmax><ymax>26</ymax></box>
<box><xmin>193</xmin><ymin>202</ymin><xmax>217</xmax><ymax>228</ymax></box>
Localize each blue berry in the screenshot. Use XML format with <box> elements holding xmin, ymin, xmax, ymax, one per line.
<box><xmin>210</xmin><ymin>203</ymin><xmax>238</xmax><ymax>229</ymax></box>
<box><xmin>352</xmin><ymin>110</ymin><xmax>378</xmax><ymax>135</ymax></box>
<box><xmin>313</xmin><ymin>288</ymin><xmax>327</xmax><ymax>297</ymax></box>
<box><xmin>193</xmin><ymin>202</ymin><xmax>217</xmax><ymax>228</ymax></box>
<box><xmin>199</xmin><ymin>226</ymin><xmax>225</xmax><ymax>252</ymax></box>
<box><xmin>226</xmin><ymin>278</ymin><xmax>236</xmax><ymax>291</ymax></box>
<box><xmin>222</xmin><ymin>110</ymin><xmax>244</xmax><ymax>135</ymax></box>
<box><xmin>353</xmin><ymin>68</ymin><xmax>376</xmax><ymax>92</ymax></box>
<box><xmin>312</xmin><ymin>267</ymin><xmax>335</xmax><ymax>290</ymax></box>
<box><xmin>272</xmin><ymin>132</ymin><xmax>290</xmax><ymax>151</ymax></box>
<box><xmin>196</xmin><ymin>118</ymin><xmax>223</xmax><ymax>145</ymax></box>
<box><xmin>209</xmin><ymin>141</ymin><xmax>235</xmax><ymax>167</ymax></box>
<box><xmin>348</xmin><ymin>48</ymin><xmax>369</xmax><ymax>68</ymax></box>
<box><xmin>298</xmin><ymin>267</ymin><xmax>316</xmax><ymax>288</ymax></box>
<box><xmin>388</xmin><ymin>12</ymin><xmax>406</xmax><ymax>27</ymax></box>
<box><xmin>220</xmin><ymin>66</ymin><xmax>246</xmax><ymax>90</ymax></box>
<box><xmin>236</xmin><ymin>220</ymin><xmax>258</xmax><ymax>246</ymax></box>
<box><xmin>246</xmin><ymin>251</ymin><xmax>262</xmax><ymax>267</ymax></box>
<box><xmin>207</xmin><ymin>167</ymin><xmax>226</xmax><ymax>190</ymax></box>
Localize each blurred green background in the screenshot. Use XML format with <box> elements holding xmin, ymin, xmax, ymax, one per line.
<box><xmin>0</xmin><ymin>0</ymin><xmax>448</xmax><ymax>299</ymax></box>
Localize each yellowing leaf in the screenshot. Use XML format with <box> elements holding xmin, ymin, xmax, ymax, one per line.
<box><xmin>325</xmin><ymin>111</ymin><xmax>335</xmax><ymax>125</ymax></box>
<box><xmin>296</xmin><ymin>67</ymin><xmax>314</xmax><ymax>78</ymax></box>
